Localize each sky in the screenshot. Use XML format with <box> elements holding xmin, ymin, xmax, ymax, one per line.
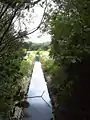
<box><xmin>15</xmin><ymin>4</ymin><xmax>51</xmax><ymax>44</ymax></box>
<box><xmin>27</xmin><ymin>6</ymin><xmax>51</xmax><ymax>43</ymax></box>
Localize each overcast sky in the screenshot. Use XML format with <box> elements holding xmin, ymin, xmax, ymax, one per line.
<box><xmin>15</xmin><ymin>5</ymin><xmax>51</xmax><ymax>43</ymax></box>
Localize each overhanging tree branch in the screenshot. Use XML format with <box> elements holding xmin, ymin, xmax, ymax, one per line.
<box><xmin>32</xmin><ymin>0</ymin><xmax>42</xmax><ymax>6</ymax></box>
<box><xmin>0</xmin><ymin>3</ymin><xmax>24</xmax><ymax>44</ymax></box>
<box><xmin>12</xmin><ymin>0</ymin><xmax>47</xmax><ymax>39</ymax></box>
<box><xmin>0</xmin><ymin>4</ymin><xmax>5</xmax><ymax>15</ymax></box>
<box><xmin>0</xmin><ymin>0</ymin><xmax>47</xmax><ymax>46</ymax></box>
<box><xmin>26</xmin><ymin>0</ymin><xmax>47</xmax><ymax>35</ymax></box>
<box><xmin>25</xmin><ymin>0</ymin><xmax>41</xmax><ymax>5</ymax></box>
<box><xmin>0</xmin><ymin>3</ymin><xmax>10</xmax><ymax>19</ymax></box>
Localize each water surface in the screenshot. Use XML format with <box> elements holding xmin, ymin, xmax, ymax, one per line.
<box><xmin>23</xmin><ymin>61</ymin><xmax>52</xmax><ymax>120</ymax></box>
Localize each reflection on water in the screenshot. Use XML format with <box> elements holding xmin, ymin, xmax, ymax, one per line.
<box><xmin>23</xmin><ymin>61</ymin><xmax>52</xmax><ymax>120</ymax></box>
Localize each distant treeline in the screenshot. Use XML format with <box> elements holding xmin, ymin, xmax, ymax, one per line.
<box><xmin>23</xmin><ymin>41</ymin><xmax>51</xmax><ymax>51</ymax></box>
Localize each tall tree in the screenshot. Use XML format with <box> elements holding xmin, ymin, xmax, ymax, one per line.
<box><xmin>44</xmin><ymin>0</ymin><xmax>90</xmax><ymax>119</ymax></box>
<box><xmin>0</xmin><ymin>0</ymin><xmax>46</xmax><ymax>113</ymax></box>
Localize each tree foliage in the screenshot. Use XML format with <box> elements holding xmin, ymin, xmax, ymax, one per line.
<box><xmin>43</xmin><ymin>0</ymin><xmax>90</xmax><ymax>119</ymax></box>
<box><xmin>0</xmin><ymin>0</ymin><xmax>45</xmax><ymax>113</ymax></box>
<box><xmin>23</xmin><ymin>41</ymin><xmax>51</xmax><ymax>51</ymax></box>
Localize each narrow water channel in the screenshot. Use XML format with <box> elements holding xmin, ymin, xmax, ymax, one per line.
<box><xmin>23</xmin><ymin>61</ymin><xmax>52</xmax><ymax>120</ymax></box>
